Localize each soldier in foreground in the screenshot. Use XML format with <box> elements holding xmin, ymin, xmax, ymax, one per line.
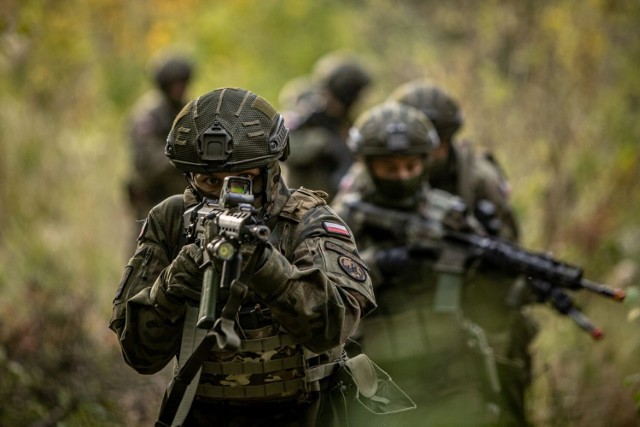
<box><xmin>333</xmin><ymin>101</ymin><xmax>535</xmax><ymax>425</ymax></box>
<box><xmin>282</xmin><ymin>51</ymin><xmax>372</xmax><ymax>202</ymax></box>
<box><xmin>109</xmin><ymin>87</ymin><xmax>384</xmax><ymax>426</ymax></box>
<box><xmin>126</xmin><ymin>53</ymin><xmax>194</xmax><ymax>226</ymax></box>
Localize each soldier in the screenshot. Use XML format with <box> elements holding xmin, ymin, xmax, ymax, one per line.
<box><xmin>126</xmin><ymin>52</ymin><xmax>194</xmax><ymax>227</ymax></box>
<box><xmin>332</xmin><ymin>101</ymin><xmax>534</xmax><ymax>426</ymax></box>
<box><xmin>109</xmin><ymin>87</ymin><xmax>379</xmax><ymax>426</ymax></box>
<box><xmin>389</xmin><ymin>80</ymin><xmax>538</xmax><ymax>422</ymax></box>
<box><xmin>389</xmin><ymin>80</ymin><xmax>520</xmax><ymax>241</ymax></box>
<box><xmin>282</xmin><ymin>51</ymin><xmax>372</xmax><ymax>202</ymax></box>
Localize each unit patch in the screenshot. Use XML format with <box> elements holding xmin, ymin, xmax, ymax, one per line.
<box><xmin>338</xmin><ymin>256</ymin><xmax>368</xmax><ymax>282</ymax></box>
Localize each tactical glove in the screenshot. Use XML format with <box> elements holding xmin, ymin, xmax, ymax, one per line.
<box><xmin>375</xmin><ymin>246</ymin><xmax>412</xmax><ymax>278</ymax></box>
<box><xmin>164</xmin><ymin>243</ymin><xmax>205</xmax><ymax>305</ymax></box>
<box><xmin>375</xmin><ymin>245</ymin><xmax>441</xmax><ymax>279</ymax></box>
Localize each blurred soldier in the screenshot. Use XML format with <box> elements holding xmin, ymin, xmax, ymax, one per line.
<box><xmin>110</xmin><ymin>87</ymin><xmax>383</xmax><ymax>426</ymax></box>
<box><xmin>282</xmin><ymin>51</ymin><xmax>372</xmax><ymax>202</ymax></box>
<box><xmin>126</xmin><ymin>53</ymin><xmax>194</xmax><ymax>226</ymax></box>
<box><xmin>390</xmin><ymin>79</ymin><xmax>520</xmax><ymax>241</ymax></box>
<box><xmin>333</xmin><ymin>101</ymin><xmax>534</xmax><ymax>426</ymax></box>
<box><xmin>388</xmin><ymin>80</ymin><xmax>538</xmax><ymax>421</ymax></box>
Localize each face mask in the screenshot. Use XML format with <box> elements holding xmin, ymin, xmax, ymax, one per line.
<box><xmin>371</xmin><ymin>175</ymin><xmax>423</xmax><ymax>205</ymax></box>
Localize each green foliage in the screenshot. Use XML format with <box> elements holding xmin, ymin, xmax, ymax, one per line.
<box><xmin>2</xmin><ymin>0</ymin><xmax>640</xmax><ymax>424</ymax></box>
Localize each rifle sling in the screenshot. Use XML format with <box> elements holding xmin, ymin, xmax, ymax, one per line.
<box><xmin>156</xmin><ymin>243</ymin><xmax>266</xmax><ymax>426</ymax></box>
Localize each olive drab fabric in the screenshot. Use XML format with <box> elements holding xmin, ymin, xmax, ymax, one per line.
<box><xmin>428</xmin><ymin>139</ymin><xmax>521</xmax><ymax>242</ymax></box>
<box><xmin>332</xmin><ymin>174</ymin><xmax>534</xmax><ymax>426</ymax></box>
<box><xmin>110</xmin><ymin>179</ymin><xmax>376</xmax><ymax>426</ymax></box>
<box><xmin>127</xmin><ymin>91</ymin><xmax>189</xmax><ymax>222</ymax></box>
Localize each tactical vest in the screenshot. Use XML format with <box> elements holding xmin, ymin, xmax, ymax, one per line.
<box><xmin>344</xmin><ymin>189</ymin><xmax>501</xmax><ymax>411</ymax></box>
<box><xmin>178</xmin><ymin>188</ymin><xmax>342</xmax><ymax>407</ymax></box>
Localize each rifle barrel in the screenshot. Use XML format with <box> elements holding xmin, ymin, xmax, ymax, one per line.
<box><xmin>580</xmin><ymin>279</ymin><xmax>626</xmax><ymax>301</ymax></box>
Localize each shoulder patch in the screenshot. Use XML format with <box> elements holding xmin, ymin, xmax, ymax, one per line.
<box><xmin>324</xmin><ymin>241</ymin><xmax>368</xmax><ymax>270</ymax></box>
<box><xmin>322</xmin><ymin>221</ymin><xmax>350</xmax><ymax>236</ymax></box>
<box><xmin>338</xmin><ymin>256</ymin><xmax>368</xmax><ymax>282</ymax></box>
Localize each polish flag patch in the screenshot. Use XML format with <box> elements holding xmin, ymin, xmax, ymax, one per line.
<box><xmin>323</xmin><ymin>221</ymin><xmax>351</xmax><ymax>236</ymax></box>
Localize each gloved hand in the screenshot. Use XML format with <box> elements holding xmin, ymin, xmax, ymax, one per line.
<box><xmin>375</xmin><ymin>246</ymin><xmax>412</xmax><ymax>278</ymax></box>
<box><xmin>164</xmin><ymin>243</ymin><xmax>205</xmax><ymax>305</ymax></box>
<box><xmin>375</xmin><ymin>245</ymin><xmax>441</xmax><ymax>279</ymax></box>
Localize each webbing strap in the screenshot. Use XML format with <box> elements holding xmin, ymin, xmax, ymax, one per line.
<box><xmin>197</xmin><ymin>378</ymin><xmax>307</xmax><ymax>399</ymax></box>
<box><xmin>433</xmin><ymin>247</ymin><xmax>466</xmax><ymax>313</ymax></box>
<box><xmin>197</xmin><ymin>362</ymin><xmax>339</xmax><ymax>400</ymax></box>
<box><xmin>306</xmin><ymin>361</ymin><xmax>339</xmax><ymax>382</ymax></box>
<box><xmin>238</xmin><ymin>332</ymin><xmax>297</xmax><ymax>352</ymax></box>
<box><xmin>202</xmin><ymin>354</ymin><xmax>304</xmax><ymax>376</ymax></box>
<box><xmin>172</xmin><ymin>306</ymin><xmax>207</xmax><ymax>426</ymax></box>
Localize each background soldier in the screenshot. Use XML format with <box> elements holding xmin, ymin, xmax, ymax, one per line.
<box><xmin>281</xmin><ymin>51</ymin><xmax>372</xmax><ymax>202</ymax></box>
<box><xmin>332</xmin><ymin>101</ymin><xmax>534</xmax><ymax>425</ymax></box>
<box><xmin>126</xmin><ymin>52</ymin><xmax>194</xmax><ymax>228</ymax></box>
<box><xmin>389</xmin><ymin>80</ymin><xmax>538</xmax><ymax>421</ymax></box>
<box><xmin>390</xmin><ymin>79</ymin><xmax>520</xmax><ymax>241</ymax></box>
<box><xmin>110</xmin><ymin>87</ymin><xmax>377</xmax><ymax>426</ymax></box>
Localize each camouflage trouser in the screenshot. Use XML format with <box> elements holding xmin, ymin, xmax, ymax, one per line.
<box><xmin>493</xmin><ymin>309</ymin><xmax>539</xmax><ymax>426</ymax></box>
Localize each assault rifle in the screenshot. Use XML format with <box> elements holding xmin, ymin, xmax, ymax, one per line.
<box><xmin>156</xmin><ymin>176</ymin><xmax>269</xmax><ymax>427</ymax></box>
<box><xmin>183</xmin><ymin>175</ymin><xmax>270</xmax><ymax>349</ymax></box>
<box><xmin>343</xmin><ymin>196</ymin><xmax>626</xmax><ymax>340</ymax></box>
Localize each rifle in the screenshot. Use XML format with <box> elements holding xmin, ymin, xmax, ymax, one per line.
<box><xmin>156</xmin><ymin>176</ymin><xmax>269</xmax><ymax>427</ymax></box>
<box><xmin>342</xmin><ymin>195</ymin><xmax>626</xmax><ymax>340</ymax></box>
<box><xmin>182</xmin><ymin>175</ymin><xmax>270</xmax><ymax>347</ymax></box>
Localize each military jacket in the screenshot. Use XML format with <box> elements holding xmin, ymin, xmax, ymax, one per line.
<box><xmin>110</xmin><ymin>181</ymin><xmax>375</xmax><ymax>415</ymax></box>
<box><xmin>428</xmin><ymin>140</ymin><xmax>520</xmax><ymax>241</ymax></box>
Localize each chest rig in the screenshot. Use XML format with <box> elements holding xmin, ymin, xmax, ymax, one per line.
<box><xmin>177</xmin><ymin>188</ymin><xmax>340</xmax><ymax>410</ymax></box>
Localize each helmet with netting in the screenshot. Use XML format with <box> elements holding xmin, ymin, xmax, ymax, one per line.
<box><xmin>312</xmin><ymin>52</ymin><xmax>372</xmax><ymax>108</ymax></box>
<box><xmin>151</xmin><ymin>53</ymin><xmax>193</xmax><ymax>92</ymax></box>
<box><xmin>388</xmin><ymin>80</ymin><xmax>463</xmax><ymax>142</ymax></box>
<box><xmin>347</xmin><ymin>102</ymin><xmax>439</xmax><ymax>157</ymax></box>
<box><xmin>165</xmin><ymin>87</ymin><xmax>289</xmax><ymax>174</ymax></box>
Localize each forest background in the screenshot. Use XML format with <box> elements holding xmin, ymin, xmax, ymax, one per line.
<box><xmin>1</xmin><ymin>0</ymin><xmax>639</xmax><ymax>425</ymax></box>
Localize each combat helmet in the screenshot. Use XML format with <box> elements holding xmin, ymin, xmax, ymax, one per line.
<box><xmin>312</xmin><ymin>52</ymin><xmax>372</xmax><ymax>108</ymax></box>
<box><xmin>166</xmin><ymin>87</ymin><xmax>289</xmax><ymax>174</ymax></box>
<box><xmin>389</xmin><ymin>80</ymin><xmax>463</xmax><ymax>142</ymax></box>
<box><xmin>348</xmin><ymin>101</ymin><xmax>440</xmax><ymax>157</ymax></box>
<box><xmin>347</xmin><ymin>102</ymin><xmax>439</xmax><ymax>206</ymax></box>
<box><xmin>165</xmin><ymin>88</ymin><xmax>289</xmax><ymax>206</ymax></box>
<box><xmin>151</xmin><ymin>54</ymin><xmax>193</xmax><ymax>93</ymax></box>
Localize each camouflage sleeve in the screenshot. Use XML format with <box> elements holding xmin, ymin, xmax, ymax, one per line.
<box><xmin>247</xmin><ymin>205</ymin><xmax>375</xmax><ymax>354</ymax></box>
<box><xmin>109</xmin><ymin>196</ymin><xmax>185</xmax><ymax>374</ymax></box>
<box><xmin>473</xmin><ymin>154</ymin><xmax>521</xmax><ymax>241</ymax></box>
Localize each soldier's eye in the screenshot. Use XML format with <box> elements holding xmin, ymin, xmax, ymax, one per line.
<box><xmin>204</xmin><ymin>177</ymin><xmax>222</xmax><ymax>187</ymax></box>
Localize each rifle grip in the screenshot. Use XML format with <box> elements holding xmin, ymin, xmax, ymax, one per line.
<box><xmin>197</xmin><ymin>265</ymin><xmax>218</xmax><ymax>330</ymax></box>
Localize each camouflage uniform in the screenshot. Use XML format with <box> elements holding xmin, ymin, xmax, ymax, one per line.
<box><xmin>126</xmin><ymin>55</ymin><xmax>193</xmax><ymax>223</ymax></box>
<box><xmin>110</xmin><ymin>88</ymin><xmax>376</xmax><ymax>426</ymax></box>
<box><xmin>282</xmin><ymin>52</ymin><xmax>372</xmax><ymax>202</ymax></box>
<box><xmin>333</xmin><ymin>102</ymin><xmax>532</xmax><ymax>426</ymax></box>
<box><xmin>389</xmin><ymin>81</ymin><xmax>537</xmax><ymax>422</ymax></box>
